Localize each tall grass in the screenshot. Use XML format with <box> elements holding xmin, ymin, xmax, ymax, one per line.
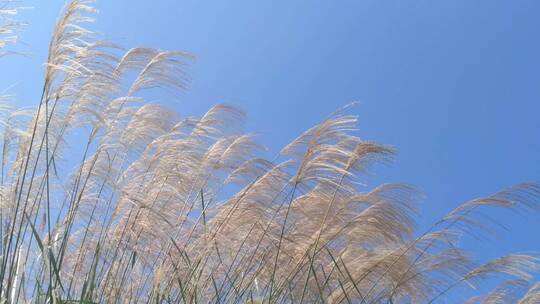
<box><xmin>1</xmin><ymin>1</ymin><xmax>539</xmax><ymax>303</ymax></box>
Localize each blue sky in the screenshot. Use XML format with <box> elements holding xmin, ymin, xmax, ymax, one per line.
<box><xmin>2</xmin><ymin>0</ymin><xmax>540</xmax><ymax>278</ymax></box>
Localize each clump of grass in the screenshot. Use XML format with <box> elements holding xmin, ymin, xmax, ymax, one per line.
<box><xmin>0</xmin><ymin>1</ymin><xmax>539</xmax><ymax>303</ymax></box>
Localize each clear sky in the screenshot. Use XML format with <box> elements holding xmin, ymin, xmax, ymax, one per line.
<box><xmin>2</xmin><ymin>0</ymin><xmax>540</xmax><ymax>279</ymax></box>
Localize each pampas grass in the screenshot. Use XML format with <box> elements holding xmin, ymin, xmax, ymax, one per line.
<box><xmin>0</xmin><ymin>1</ymin><xmax>539</xmax><ymax>303</ymax></box>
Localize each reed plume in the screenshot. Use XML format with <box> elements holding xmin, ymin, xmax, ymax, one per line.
<box><xmin>0</xmin><ymin>1</ymin><xmax>538</xmax><ymax>303</ymax></box>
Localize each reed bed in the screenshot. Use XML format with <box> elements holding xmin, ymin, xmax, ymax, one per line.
<box><xmin>0</xmin><ymin>1</ymin><xmax>539</xmax><ymax>303</ymax></box>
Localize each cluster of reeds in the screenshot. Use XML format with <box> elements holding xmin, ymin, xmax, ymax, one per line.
<box><xmin>0</xmin><ymin>1</ymin><xmax>539</xmax><ymax>303</ymax></box>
